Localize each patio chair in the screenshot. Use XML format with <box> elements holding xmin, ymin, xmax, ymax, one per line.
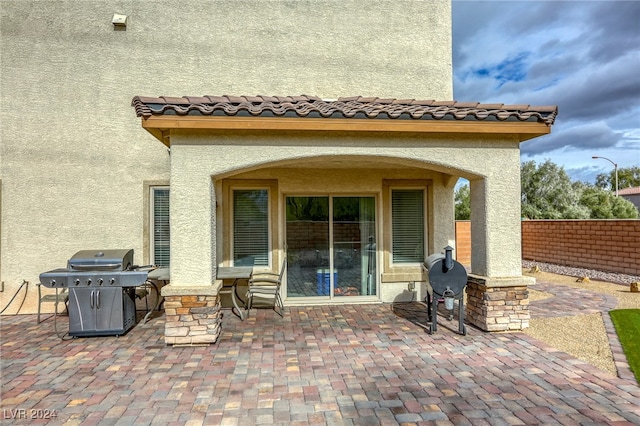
<box><xmin>245</xmin><ymin>257</ymin><xmax>286</xmax><ymax>317</ymax></box>
<box><xmin>37</xmin><ymin>282</ymin><xmax>69</xmax><ymax>323</ymax></box>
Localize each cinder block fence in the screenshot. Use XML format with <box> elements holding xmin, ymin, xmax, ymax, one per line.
<box><xmin>455</xmin><ymin>220</ymin><xmax>640</xmax><ymax>276</ymax></box>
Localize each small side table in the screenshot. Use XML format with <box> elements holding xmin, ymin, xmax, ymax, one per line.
<box><xmin>217</xmin><ymin>266</ymin><xmax>253</xmax><ymax>320</ymax></box>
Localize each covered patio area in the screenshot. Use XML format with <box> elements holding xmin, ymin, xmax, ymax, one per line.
<box><xmin>131</xmin><ymin>95</ymin><xmax>559</xmax><ymax>344</ymax></box>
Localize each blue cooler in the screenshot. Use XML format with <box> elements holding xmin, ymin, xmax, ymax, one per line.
<box><xmin>316</xmin><ymin>268</ymin><xmax>337</xmax><ymax>295</ymax></box>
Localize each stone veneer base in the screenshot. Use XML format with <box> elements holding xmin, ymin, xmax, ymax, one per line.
<box><xmin>163</xmin><ymin>294</ymin><xmax>222</xmax><ymax>345</ymax></box>
<box><xmin>465</xmin><ymin>274</ymin><xmax>532</xmax><ymax>332</ymax></box>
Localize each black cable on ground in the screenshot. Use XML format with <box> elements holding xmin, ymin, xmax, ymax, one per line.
<box><xmin>0</xmin><ymin>280</ymin><xmax>29</xmax><ymax>315</ymax></box>
<box><xmin>53</xmin><ymin>288</ymin><xmax>72</xmax><ymax>341</ymax></box>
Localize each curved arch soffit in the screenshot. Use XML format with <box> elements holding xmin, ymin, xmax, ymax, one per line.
<box><xmin>213</xmin><ymin>154</ymin><xmax>484</xmax><ymax>181</ymax></box>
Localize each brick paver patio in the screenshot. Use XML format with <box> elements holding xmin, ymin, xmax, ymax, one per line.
<box><xmin>1</xmin><ymin>282</ymin><xmax>639</xmax><ymax>425</ymax></box>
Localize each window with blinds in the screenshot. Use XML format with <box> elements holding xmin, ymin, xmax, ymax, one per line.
<box><xmin>391</xmin><ymin>189</ymin><xmax>425</xmax><ymax>263</ymax></box>
<box><xmin>233</xmin><ymin>189</ymin><xmax>269</xmax><ymax>267</ymax></box>
<box><xmin>151</xmin><ymin>187</ymin><xmax>170</xmax><ymax>267</ymax></box>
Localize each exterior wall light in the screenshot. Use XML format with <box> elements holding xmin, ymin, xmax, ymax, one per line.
<box><xmin>112</xmin><ymin>14</ymin><xmax>128</xmax><ymax>30</ymax></box>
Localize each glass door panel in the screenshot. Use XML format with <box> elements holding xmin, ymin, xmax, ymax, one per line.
<box><xmin>285</xmin><ymin>195</ymin><xmax>377</xmax><ymax>299</ymax></box>
<box><xmin>332</xmin><ymin>197</ymin><xmax>376</xmax><ymax>297</ymax></box>
<box><xmin>286</xmin><ymin>196</ymin><xmax>329</xmax><ymax>297</ymax></box>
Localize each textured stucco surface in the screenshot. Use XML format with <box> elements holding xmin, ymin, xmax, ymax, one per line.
<box><xmin>0</xmin><ymin>1</ymin><xmax>544</xmax><ymax>313</ymax></box>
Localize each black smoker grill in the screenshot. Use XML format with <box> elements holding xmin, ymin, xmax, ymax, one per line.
<box><xmin>39</xmin><ymin>249</ymin><xmax>150</xmax><ymax>337</ymax></box>
<box><xmin>423</xmin><ymin>246</ymin><xmax>468</xmax><ymax>335</ymax></box>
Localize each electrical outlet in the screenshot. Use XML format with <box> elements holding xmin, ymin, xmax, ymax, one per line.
<box><xmin>408</xmin><ymin>281</ymin><xmax>415</xmax><ymax>291</ymax></box>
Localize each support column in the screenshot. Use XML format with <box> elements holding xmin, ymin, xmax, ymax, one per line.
<box><xmin>466</xmin><ymin>275</ymin><xmax>534</xmax><ymax>331</ymax></box>
<box><xmin>430</xmin><ymin>174</ymin><xmax>457</xmax><ymax>254</ymax></box>
<box><xmin>467</xmin><ymin>160</ymin><xmax>532</xmax><ymax>331</ymax></box>
<box><xmin>161</xmin><ymin>145</ymin><xmax>221</xmax><ymax>344</ymax></box>
<box><xmin>162</xmin><ymin>286</ymin><xmax>223</xmax><ymax>345</ymax></box>
<box><xmin>469</xmin><ymin>175</ymin><xmax>522</xmax><ymax>277</ymax></box>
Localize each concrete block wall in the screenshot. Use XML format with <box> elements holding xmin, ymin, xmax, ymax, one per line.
<box><xmin>454</xmin><ymin>220</ymin><xmax>640</xmax><ymax>276</ymax></box>
<box><xmin>454</xmin><ymin>221</ymin><xmax>471</xmax><ymax>265</ymax></box>
<box><xmin>521</xmin><ymin>220</ymin><xmax>640</xmax><ymax>276</ymax></box>
<box><xmin>286</xmin><ymin>222</ymin><xmax>361</xmax><ymax>250</ymax></box>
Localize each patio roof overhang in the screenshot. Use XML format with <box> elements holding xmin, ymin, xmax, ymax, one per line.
<box><xmin>132</xmin><ymin>95</ymin><xmax>557</xmax><ymax>147</ymax></box>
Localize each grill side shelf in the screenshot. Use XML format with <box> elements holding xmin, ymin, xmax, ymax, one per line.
<box><xmin>39</xmin><ymin>270</ymin><xmax>149</xmax><ymax>288</ymax></box>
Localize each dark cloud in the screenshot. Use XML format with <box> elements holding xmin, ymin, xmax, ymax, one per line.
<box><xmin>452</xmin><ymin>0</ymin><xmax>640</xmax><ymax>176</ymax></box>
<box><xmin>525</xmin><ymin>53</ymin><xmax>640</xmax><ymax>121</ymax></box>
<box><xmin>584</xmin><ymin>1</ymin><xmax>640</xmax><ymax>61</ymax></box>
<box><xmin>521</xmin><ymin>121</ymin><xmax>622</xmax><ymax>156</ymax></box>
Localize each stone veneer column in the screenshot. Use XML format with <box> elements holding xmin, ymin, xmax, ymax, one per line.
<box><xmin>162</xmin><ymin>145</ymin><xmax>222</xmax><ymax>345</ymax></box>
<box><xmin>162</xmin><ymin>286</ymin><xmax>222</xmax><ymax>345</ymax></box>
<box><xmin>465</xmin><ymin>275</ymin><xmax>534</xmax><ymax>331</ymax></box>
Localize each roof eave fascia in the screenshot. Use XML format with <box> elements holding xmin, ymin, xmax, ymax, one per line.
<box><xmin>140</xmin><ymin>115</ymin><xmax>551</xmax><ymax>147</ymax></box>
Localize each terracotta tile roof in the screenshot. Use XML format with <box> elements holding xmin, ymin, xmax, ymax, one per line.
<box><xmin>132</xmin><ymin>95</ymin><xmax>557</xmax><ymax>125</ymax></box>
<box><xmin>618</xmin><ymin>186</ymin><xmax>640</xmax><ymax>196</ymax></box>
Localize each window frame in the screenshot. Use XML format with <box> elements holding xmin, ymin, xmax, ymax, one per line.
<box><xmin>222</xmin><ymin>179</ymin><xmax>279</xmax><ymax>270</ymax></box>
<box><xmin>231</xmin><ymin>188</ymin><xmax>270</xmax><ymax>267</ymax></box>
<box><xmin>144</xmin><ymin>183</ymin><xmax>170</xmax><ymax>267</ymax></box>
<box><xmin>390</xmin><ymin>188</ymin><xmax>425</xmax><ymax>265</ymax></box>
<box><xmin>382</xmin><ymin>179</ymin><xmax>430</xmax><ymax>282</ymax></box>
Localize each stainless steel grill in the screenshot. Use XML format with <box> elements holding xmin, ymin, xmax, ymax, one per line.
<box><xmin>40</xmin><ymin>249</ymin><xmax>150</xmax><ymax>337</ymax></box>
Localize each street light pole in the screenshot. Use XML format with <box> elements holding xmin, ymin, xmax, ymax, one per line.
<box><xmin>592</xmin><ymin>156</ymin><xmax>618</xmax><ymax>196</ymax></box>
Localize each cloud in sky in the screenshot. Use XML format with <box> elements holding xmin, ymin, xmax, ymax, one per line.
<box><xmin>452</xmin><ymin>0</ymin><xmax>640</xmax><ymax>184</ymax></box>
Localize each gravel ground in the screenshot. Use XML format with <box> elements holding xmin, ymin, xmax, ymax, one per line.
<box><xmin>522</xmin><ymin>260</ymin><xmax>640</xmax><ymax>284</ymax></box>
<box><xmin>520</xmin><ymin>260</ymin><xmax>640</xmax><ymax>377</ymax></box>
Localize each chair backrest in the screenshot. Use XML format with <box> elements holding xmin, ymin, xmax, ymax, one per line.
<box><xmin>277</xmin><ymin>257</ymin><xmax>287</xmax><ymax>282</ymax></box>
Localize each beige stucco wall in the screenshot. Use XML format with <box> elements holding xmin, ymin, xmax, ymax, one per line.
<box><xmin>1</xmin><ymin>1</ymin><xmax>452</xmax><ymax>313</ymax></box>
<box><xmin>167</xmin><ymin>130</ymin><xmax>523</xmax><ymax>303</ymax></box>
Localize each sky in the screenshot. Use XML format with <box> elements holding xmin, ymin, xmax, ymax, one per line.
<box><xmin>451</xmin><ymin>0</ymin><xmax>640</xmax><ymax>185</ymax></box>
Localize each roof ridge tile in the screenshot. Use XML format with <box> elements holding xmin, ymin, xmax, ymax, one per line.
<box><xmin>501</xmin><ymin>104</ymin><xmax>530</xmax><ymax>111</ymax></box>
<box><xmin>131</xmin><ymin>95</ymin><xmax>558</xmax><ymax>125</ymax></box>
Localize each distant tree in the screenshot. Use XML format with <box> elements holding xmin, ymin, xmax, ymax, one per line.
<box><xmin>521</xmin><ymin>160</ymin><xmax>589</xmax><ymax>219</ymax></box>
<box><xmin>579</xmin><ymin>185</ymin><xmax>639</xmax><ymax>219</ymax></box>
<box><xmin>454</xmin><ymin>184</ymin><xmax>470</xmax><ymax>220</ymax></box>
<box><xmin>454</xmin><ymin>160</ymin><xmax>637</xmax><ymax>220</ymax></box>
<box><xmin>595</xmin><ymin>166</ymin><xmax>640</xmax><ymax>191</ymax></box>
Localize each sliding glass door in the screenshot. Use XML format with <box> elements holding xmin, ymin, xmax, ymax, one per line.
<box><xmin>285</xmin><ymin>195</ymin><xmax>376</xmax><ymax>299</ymax></box>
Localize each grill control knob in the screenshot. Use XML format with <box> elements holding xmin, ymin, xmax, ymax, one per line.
<box><xmin>50</xmin><ymin>280</ymin><xmax>56</xmax><ymax>287</ymax></box>
<box><xmin>74</xmin><ymin>279</ymin><xmax>80</xmax><ymax>286</ymax></box>
<box><xmin>98</xmin><ymin>278</ymin><xmax>104</xmax><ymax>286</ymax></box>
<box><xmin>109</xmin><ymin>278</ymin><xmax>115</xmax><ymax>285</ymax></box>
<box><xmin>86</xmin><ymin>279</ymin><xmax>92</xmax><ymax>286</ymax></box>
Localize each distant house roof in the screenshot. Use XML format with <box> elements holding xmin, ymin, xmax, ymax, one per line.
<box><xmin>132</xmin><ymin>95</ymin><xmax>558</xmax><ymax>124</ymax></box>
<box><xmin>131</xmin><ymin>95</ymin><xmax>558</xmax><ymax>146</ymax></box>
<box><xmin>618</xmin><ymin>186</ymin><xmax>640</xmax><ymax>196</ymax></box>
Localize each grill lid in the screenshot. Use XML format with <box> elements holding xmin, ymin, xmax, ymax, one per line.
<box><xmin>68</xmin><ymin>249</ymin><xmax>134</xmax><ymax>271</ymax></box>
<box><xmin>40</xmin><ymin>249</ymin><xmax>149</xmax><ymax>288</ymax></box>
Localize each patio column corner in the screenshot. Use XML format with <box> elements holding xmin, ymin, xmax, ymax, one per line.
<box><xmin>465</xmin><ymin>274</ymin><xmax>534</xmax><ymax>332</ymax></box>
<box><xmin>161</xmin><ymin>282</ymin><xmax>224</xmax><ymax>345</ymax></box>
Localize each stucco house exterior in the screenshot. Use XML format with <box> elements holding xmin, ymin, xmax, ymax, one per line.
<box><xmin>1</xmin><ymin>1</ymin><xmax>556</xmax><ymax>344</ymax></box>
<box><xmin>619</xmin><ymin>187</ymin><xmax>640</xmax><ymax>210</ymax></box>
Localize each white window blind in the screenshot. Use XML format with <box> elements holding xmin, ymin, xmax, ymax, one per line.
<box><xmin>151</xmin><ymin>187</ymin><xmax>170</xmax><ymax>267</ymax></box>
<box><xmin>391</xmin><ymin>189</ymin><xmax>424</xmax><ymax>263</ymax></box>
<box><xmin>233</xmin><ymin>189</ymin><xmax>269</xmax><ymax>266</ymax></box>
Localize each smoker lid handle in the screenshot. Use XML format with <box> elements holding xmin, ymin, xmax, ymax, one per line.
<box><xmin>68</xmin><ymin>262</ymin><xmax>122</xmax><ymax>270</ymax></box>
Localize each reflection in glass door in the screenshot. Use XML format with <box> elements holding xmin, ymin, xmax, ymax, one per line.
<box><xmin>333</xmin><ymin>197</ymin><xmax>376</xmax><ymax>297</ymax></box>
<box><xmin>285</xmin><ymin>196</ymin><xmax>329</xmax><ymax>298</ymax></box>
<box><xmin>285</xmin><ymin>196</ymin><xmax>376</xmax><ymax>299</ymax></box>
